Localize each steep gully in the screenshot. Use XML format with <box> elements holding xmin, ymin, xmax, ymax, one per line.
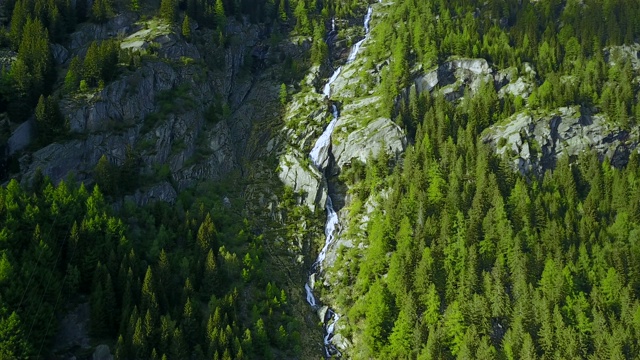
<box><xmin>305</xmin><ymin>5</ymin><xmax>374</xmax><ymax>358</ymax></box>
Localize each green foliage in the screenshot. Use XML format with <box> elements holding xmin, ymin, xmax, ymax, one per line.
<box><xmin>82</xmin><ymin>40</ymin><xmax>119</xmax><ymax>88</ymax></box>
<box><xmin>336</xmin><ymin>82</ymin><xmax>640</xmax><ymax>360</ymax></box>
<box><xmin>0</xmin><ymin>309</ymin><xmax>31</xmax><ymax>358</ymax></box>
<box><xmin>279</xmin><ymin>83</ymin><xmax>287</xmax><ymax>106</ymax></box>
<box><xmin>214</xmin><ymin>0</ymin><xmax>226</xmax><ymax>28</ymax></box>
<box><xmin>91</xmin><ymin>0</ymin><xmax>114</xmax><ymax>23</ymax></box>
<box><xmin>277</xmin><ymin>0</ymin><xmax>287</xmax><ymax>22</ymax></box>
<box><xmin>293</xmin><ymin>0</ymin><xmax>311</xmax><ymax>35</ymax></box>
<box><xmin>159</xmin><ymin>0</ymin><xmax>177</xmax><ymax>23</ymax></box>
<box><xmin>35</xmin><ymin>94</ymin><xmax>65</xmax><ymax>143</ymax></box>
<box><xmin>330</xmin><ymin>2</ymin><xmax>640</xmax><ymax>352</ymax></box>
<box><xmin>310</xmin><ymin>20</ymin><xmax>328</xmax><ymax>66</ymax></box>
<box><xmin>0</xmin><ymin>175</ymin><xmax>302</xmax><ymax>358</ymax></box>
<box><xmin>64</xmin><ymin>56</ymin><xmax>83</xmax><ymax>93</ymax></box>
<box><xmin>182</xmin><ymin>15</ymin><xmax>191</xmax><ymax>40</ymax></box>
<box><xmin>130</xmin><ymin>0</ymin><xmax>140</xmax><ymax>12</ymax></box>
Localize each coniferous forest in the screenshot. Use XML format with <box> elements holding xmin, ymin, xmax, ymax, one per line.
<box><xmin>329</xmin><ymin>0</ymin><xmax>640</xmax><ymax>358</ymax></box>
<box><xmin>1</xmin><ymin>0</ymin><xmax>640</xmax><ymax>358</ymax></box>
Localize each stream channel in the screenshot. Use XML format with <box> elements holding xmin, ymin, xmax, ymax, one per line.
<box><xmin>304</xmin><ymin>5</ymin><xmax>374</xmax><ymax>358</ymax></box>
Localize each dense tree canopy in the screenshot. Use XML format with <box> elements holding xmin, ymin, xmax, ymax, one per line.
<box><xmin>0</xmin><ymin>177</ymin><xmax>303</xmax><ymax>358</ymax></box>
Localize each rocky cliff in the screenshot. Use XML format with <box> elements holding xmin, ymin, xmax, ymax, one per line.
<box><xmin>12</xmin><ymin>13</ymin><xmax>294</xmax><ymax>204</ymax></box>
<box><xmin>483</xmin><ymin>107</ymin><xmax>640</xmax><ymax>175</ymax></box>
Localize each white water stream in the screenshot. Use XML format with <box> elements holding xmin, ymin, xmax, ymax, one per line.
<box><xmin>305</xmin><ymin>5</ymin><xmax>374</xmax><ymax>358</ymax></box>
<box><xmin>346</xmin><ymin>6</ymin><xmax>373</xmax><ymax>64</ymax></box>
<box><xmin>322</xmin><ymin>69</ymin><xmax>342</xmax><ymax>98</ymax></box>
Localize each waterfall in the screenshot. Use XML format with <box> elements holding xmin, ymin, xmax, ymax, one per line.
<box><xmin>346</xmin><ymin>6</ymin><xmax>373</xmax><ymax>64</ymax></box>
<box><xmin>305</xmin><ymin>4</ymin><xmax>375</xmax><ymax>358</ymax></box>
<box><xmin>322</xmin><ymin>68</ymin><xmax>342</xmax><ymax>98</ymax></box>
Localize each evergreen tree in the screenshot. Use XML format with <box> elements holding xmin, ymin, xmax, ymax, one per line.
<box><xmin>141</xmin><ymin>266</ymin><xmax>160</xmax><ymax>317</ymax></box>
<box><xmin>310</xmin><ymin>21</ymin><xmax>328</xmax><ymax>65</ymax></box>
<box><xmin>9</xmin><ymin>0</ymin><xmax>28</xmax><ymax>50</ymax></box>
<box><xmin>130</xmin><ymin>0</ymin><xmax>140</xmax><ymax>12</ymax></box>
<box><xmin>278</xmin><ymin>0</ymin><xmax>288</xmax><ymax>22</ymax></box>
<box><xmin>279</xmin><ymin>83</ymin><xmax>287</xmax><ymax>106</ymax></box>
<box><xmin>64</xmin><ymin>56</ymin><xmax>82</xmax><ymax>93</ymax></box>
<box><xmin>35</xmin><ymin>94</ymin><xmax>64</xmax><ymax>143</ymax></box>
<box><xmin>0</xmin><ymin>310</ymin><xmax>32</xmax><ymax>358</ymax></box>
<box><xmin>214</xmin><ymin>0</ymin><xmax>226</xmax><ymax>29</ymax></box>
<box><xmin>160</xmin><ymin>0</ymin><xmax>177</xmax><ymax>23</ymax></box>
<box><xmin>94</xmin><ymin>155</ymin><xmax>116</xmax><ymax>196</ymax></box>
<box><xmin>197</xmin><ymin>213</ymin><xmax>217</xmax><ymax>253</ymax></box>
<box><xmin>91</xmin><ymin>0</ymin><xmax>114</xmax><ymax>23</ymax></box>
<box><xmin>182</xmin><ymin>15</ymin><xmax>192</xmax><ymax>40</ymax></box>
<box><xmin>202</xmin><ymin>249</ymin><xmax>219</xmax><ymax>296</ymax></box>
<box><xmin>293</xmin><ymin>0</ymin><xmax>310</xmax><ymax>35</ymax></box>
<box><xmin>17</xmin><ymin>16</ymin><xmax>52</xmax><ymax>101</ymax></box>
<box><xmin>83</xmin><ymin>42</ymin><xmax>101</xmax><ymax>87</ymax></box>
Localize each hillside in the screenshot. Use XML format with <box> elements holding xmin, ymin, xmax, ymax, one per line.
<box><xmin>1</xmin><ymin>0</ymin><xmax>640</xmax><ymax>359</ymax></box>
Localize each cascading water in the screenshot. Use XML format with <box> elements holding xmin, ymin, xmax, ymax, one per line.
<box><xmin>323</xmin><ymin>69</ymin><xmax>342</xmax><ymax>98</ymax></box>
<box><xmin>346</xmin><ymin>6</ymin><xmax>373</xmax><ymax>64</ymax></box>
<box><xmin>305</xmin><ymin>4</ymin><xmax>374</xmax><ymax>358</ymax></box>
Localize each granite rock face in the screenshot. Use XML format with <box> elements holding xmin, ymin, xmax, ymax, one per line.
<box><xmin>483</xmin><ymin>107</ymin><xmax>640</xmax><ymax>175</ymax></box>
<box><xmin>409</xmin><ymin>58</ymin><xmax>534</xmax><ymax>102</ymax></box>
<box><xmin>278</xmin><ymin>151</ymin><xmax>327</xmax><ymax>210</ymax></box>
<box><xmin>13</xmin><ymin>16</ymin><xmax>289</xmax><ymax>205</ymax></box>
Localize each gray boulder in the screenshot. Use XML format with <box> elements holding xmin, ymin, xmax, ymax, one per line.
<box><xmin>278</xmin><ymin>152</ymin><xmax>327</xmax><ymax>211</ymax></box>
<box><xmin>7</xmin><ymin>118</ymin><xmax>35</xmax><ymax>156</ymax></box>
<box><xmin>51</xmin><ymin>43</ymin><xmax>69</xmax><ymax>65</ymax></box>
<box><xmin>53</xmin><ymin>303</ymin><xmax>91</xmax><ymax>353</ymax></box>
<box><xmin>92</xmin><ymin>345</ymin><xmax>113</xmax><ymax>360</ymax></box>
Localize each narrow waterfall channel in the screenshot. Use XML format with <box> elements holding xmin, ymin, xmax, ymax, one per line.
<box><xmin>305</xmin><ymin>5</ymin><xmax>374</xmax><ymax>358</ymax></box>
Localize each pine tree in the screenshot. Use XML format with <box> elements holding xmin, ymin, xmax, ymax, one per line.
<box><xmin>17</xmin><ymin>17</ymin><xmax>52</xmax><ymax>100</ymax></box>
<box><xmin>214</xmin><ymin>0</ymin><xmax>226</xmax><ymax>29</ymax></box>
<box><xmin>35</xmin><ymin>95</ymin><xmax>47</xmax><ymax>131</ymax></box>
<box><xmin>202</xmin><ymin>249</ymin><xmax>219</xmax><ymax>296</ymax></box>
<box><xmin>0</xmin><ymin>309</ymin><xmax>32</xmax><ymax>357</ymax></box>
<box><xmin>9</xmin><ymin>0</ymin><xmax>28</xmax><ymax>50</ymax></box>
<box><xmin>181</xmin><ymin>297</ymin><xmax>198</xmax><ymax>348</ymax></box>
<box><xmin>310</xmin><ymin>21</ymin><xmax>328</xmax><ymax>65</ymax></box>
<box><xmin>197</xmin><ymin>213</ymin><xmax>217</xmax><ymax>253</ymax></box>
<box><xmin>293</xmin><ymin>0</ymin><xmax>310</xmax><ymax>35</ymax></box>
<box><xmin>91</xmin><ymin>0</ymin><xmax>114</xmax><ymax>23</ymax></box>
<box><xmin>278</xmin><ymin>0</ymin><xmax>288</xmax><ymax>22</ymax></box>
<box><xmin>64</xmin><ymin>56</ymin><xmax>82</xmax><ymax>93</ymax></box>
<box><xmin>120</xmin><ymin>145</ymin><xmax>139</xmax><ymax>193</ymax></box>
<box><xmin>182</xmin><ymin>15</ymin><xmax>191</xmax><ymax>40</ymax></box>
<box><xmin>363</xmin><ymin>280</ymin><xmax>394</xmax><ymax>351</ymax></box>
<box><xmin>132</xmin><ymin>317</ymin><xmax>147</xmax><ymax>359</ymax></box>
<box><xmin>170</xmin><ymin>327</ymin><xmax>188</xmax><ymax>359</ymax></box>
<box><xmin>94</xmin><ymin>155</ymin><xmax>116</xmax><ymax>196</ymax></box>
<box><xmin>279</xmin><ymin>83</ymin><xmax>287</xmax><ymax>106</ymax></box>
<box><xmin>35</xmin><ymin>95</ymin><xmax>64</xmax><ymax>143</ymax></box>
<box><xmin>83</xmin><ymin>42</ymin><xmax>101</xmax><ymax>87</ymax></box>
<box><xmin>103</xmin><ymin>273</ymin><xmax>117</xmax><ymax>335</ymax></box>
<box><xmin>141</xmin><ymin>266</ymin><xmax>159</xmax><ymax>316</ymax></box>
<box><xmin>160</xmin><ymin>0</ymin><xmax>177</xmax><ymax>23</ymax></box>
<box><xmin>90</xmin><ymin>281</ymin><xmax>107</xmax><ymax>336</ymax></box>
<box><xmin>114</xmin><ymin>334</ymin><xmax>128</xmax><ymax>359</ymax></box>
